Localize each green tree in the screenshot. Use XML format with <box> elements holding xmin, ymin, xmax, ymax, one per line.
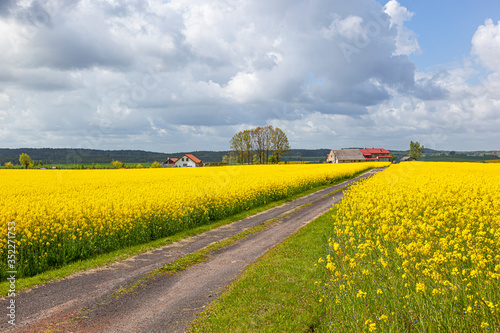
<box><xmin>271</xmin><ymin>127</ymin><xmax>290</xmax><ymax>163</ymax></box>
<box><xmin>19</xmin><ymin>153</ymin><xmax>32</xmax><ymax>169</ymax></box>
<box><xmin>222</xmin><ymin>153</ymin><xmax>237</xmax><ymax>165</ymax></box>
<box><xmin>150</xmin><ymin>161</ymin><xmax>161</xmax><ymax>168</ymax></box>
<box><xmin>268</xmin><ymin>155</ymin><xmax>277</xmax><ymax>164</ymax></box>
<box><xmin>231</xmin><ymin>130</ymin><xmax>254</xmax><ymax>164</ymax></box>
<box><xmin>230</xmin><ymin>131</ymin><xmax>246</xmax><ymax>163</ymax></box>
<box><xmin>111</xmin><ymin>160</ymin><xmax>123</xmax><ymax>169</ymax></box>
<box><xmin>410</xmin><ymin>141</ymin><xmax>424</xmax><ymax>160</ymax></box>
<box><xmin>230</xmin><ymin>126</ymin><xmax>290</xmax><ymax>164</ymax></box>
<box><xmin>252</xmin><ymin>126</ymin><xmax>267</xmax><ymax>164</ymax></box>
<box><xmin>4</xmin><ymin>162</ymin><xmax>13</xmax><ymax>169</ymax></box>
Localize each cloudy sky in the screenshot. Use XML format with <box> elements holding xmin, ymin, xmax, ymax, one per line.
<box><xmin>1</xmin><ymin>0</ymin><xmax>499</xmax><ymax>152</ymax></box>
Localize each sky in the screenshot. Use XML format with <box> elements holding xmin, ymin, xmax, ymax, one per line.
<box><xmin>0</xmin><ymin>0</ymin><xmax>500</xmax><ymax>153</ymax></box>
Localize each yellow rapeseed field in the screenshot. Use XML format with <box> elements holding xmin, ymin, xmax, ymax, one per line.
<box><xmin>0</xmin><ymin>163</ymin><xmax>384</xmax><ymax>278</ymax></box>
<box><xmin>319</xmin><ymin>162</ymin><xmax>500</xmax><ymax>331</ymax></box>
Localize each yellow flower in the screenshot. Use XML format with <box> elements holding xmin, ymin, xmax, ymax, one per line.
<box><xmin>365</xmin><ymin>319</ymin><xmax>376</xmax><ymax>332</ymax></box>
<box><xmin>357</xmin><ymin>290</ymin><xmax>367</xmax><ymax>298</ymax></box>
<box><xmin>2</xmin><ymin>163</ymin><xmax>388</xmax><ymax>279</ymax></box>
<box><xmin>416</xmin><ymin>282</ymin><xmax>426</xmax><ymax>293</ymax></box>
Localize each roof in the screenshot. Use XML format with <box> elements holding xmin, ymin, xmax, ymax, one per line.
<box><xmin>163</xmin><ymin>158</ymin><xmax>178</xmax><ymax>164</ymax></box>
<box><xmin>331</xmin><ymin>149</ymin><xmax>366</xmax><ymax>161</ymax></box>
<box><xmin>181</xmin><ymin>154</ymin><xmax>202</xmax><ymax>164</ymax></box>
<box><xmin>360</xmin><ymin>148</ymin><xmax>391</xmax><ymax>156</ymax></box>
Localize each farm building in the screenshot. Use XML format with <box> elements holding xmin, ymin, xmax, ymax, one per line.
<box><xmin>327</xmin><ymin>148</ymin><xmax>392</xmax><ymax>163</ymax></box>
<box><xmin>174</xmin><ymin>154</ymin><xmax>202</xmax><ymax>167</ymax></box>
<box><xmin>327</xmin><ymin>149</ymin><xmax>366</xmax><ymax>163</ymax></box>
<box><xmin>162</xmin><ymin>158</ymin><xmax>178</xmax><ymax>167</ymax></box>
<box><xmin>360</xmin><ymin>148</ymin><xmax>392</xmax><ymax>162</ymax></box>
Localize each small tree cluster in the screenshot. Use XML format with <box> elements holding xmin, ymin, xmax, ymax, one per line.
<box><xmin>19</xmin><ymin>153</ymin><xmax>32</xmax><ymax>169</ymax></box>
<box><xmin>230</xmin><ymin>126</ymin><xmax>290</xmax><ymax>164</ymax></box>
<box><xmin>111</xmin><ymin>160</ymin><xmax>124</xmax><ymax>169</ymax></box>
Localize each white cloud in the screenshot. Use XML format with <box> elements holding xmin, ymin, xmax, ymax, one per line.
<box><xmin>384</xmin><ymin>0</ymin><xmax>420</xmax><ymax>56</ymax></box>
<box><xmin>472</xmin><ymin>19</ymin><xmax>500</xmax><ymax>72</ymax></box>
<box><xmin>0</xmin><ymin>0</ymin><xmax>497</xmax><ymax>152</ymax></box>
<box><xmin>321</xmin><ymin>15</ymin><xmax>366</xmax><ymax>40</ymax></box>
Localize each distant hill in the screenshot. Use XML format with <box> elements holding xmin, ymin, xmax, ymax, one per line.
<box><xmin>0</xmin><ymin>148</ymin><xmax>169</xmax><ymax>165</ymax></box>
<box><xmin>0</xmin><ymin>147</ymin><xmax>498</xmax><ymax>165</ymax></box>
<box><xmin>0</xmin><ymin>148</ymin><xmax>331</xmax><ymax>165</ymax></box>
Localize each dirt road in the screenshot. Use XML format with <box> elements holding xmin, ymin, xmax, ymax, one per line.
<box><xmin>1</xmin><ymin>168</ymin><xmax>382</xmax><ymax>332</ymax></box>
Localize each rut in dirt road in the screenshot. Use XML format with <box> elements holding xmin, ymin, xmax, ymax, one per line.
<box><xmin>1</xmin><ymin>169</ymin><xmax>383</xmax><ymax>333</ymax></box>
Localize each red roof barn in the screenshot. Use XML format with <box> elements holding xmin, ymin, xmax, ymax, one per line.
<box><xmin>360</xmin><ymin>148</ymin><xmax>392</xmax><ymax>161</ymax></box>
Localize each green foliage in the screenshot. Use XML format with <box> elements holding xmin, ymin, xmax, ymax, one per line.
<box><xmin>111</xmin><ymin>160</ymin><xmax>123</xmax><ymax>169</ymax></box>
<box><xmin>410</xmin><ymin>141</ymin><xmax>424</xmax><ymax>160</ymax></box>
<box><xmin>4</xmin><ymin>162</ymin><xmax>13</xmax><ymax>168</ymax></box>
<box><xmin>268</xmin><ymin>155</ymin><xmax>277</xmax><ymax>163</ymax></box>
<box><xmin>136</xmin><ymin>163</ymin><xmax>143</xmax><ymax>168</ymax></box>
<box><xmin>150</xmin><ymin>161</ymin><xmax>161</xmax><ymax>168</ymax></box>
<box><xmin>19</xmin><ymin>153</ymin><xmax>32</xmax><ymax>169</ymax></box>
<box><xmin>230</xmin><ymin>126</ymin><xmax>290</xmax><ymax>164</ymax></box>
<box><xmin>222</xmin><ymin>154</ymin><xmax>238</xmax><ymax>165</ymax></box>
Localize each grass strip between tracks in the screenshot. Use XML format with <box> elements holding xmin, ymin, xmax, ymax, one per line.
<box><xmin>0</xmin><ymin>170</ymin><xmax>369</xmax><ymax>298</ymax></box>
<box><xmin>187</xmin><ymin>208</ymin><xmax>336</xmax><ymax>333</ymax></box>
<box><xmin>111</xmin><ymin>215</ymin><xmax>283</xmax><ymax>298</ymax></box>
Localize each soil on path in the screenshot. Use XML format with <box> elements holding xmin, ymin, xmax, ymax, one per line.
<box><xmin>1</xmin><ymin>169</ymin><xmax>383</xmax><ymax>333</ymax></box>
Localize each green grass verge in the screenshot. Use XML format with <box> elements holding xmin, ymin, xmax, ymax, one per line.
<box><xmin>186</xmin><ymin>209</ymin><xmax>336</xmax><ymax>333</ymax></box>
<box><xmin>0</xmin><ymin>171</ymin><xmax>362</xmax><ymax>298</ymax></box>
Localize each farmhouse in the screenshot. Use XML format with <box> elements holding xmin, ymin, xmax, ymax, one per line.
<box><xmin>327</xmin><ymin>149</ymin><xmax>366</xmax><ymax>163</ymax></box>
<box><xmin>360</xmin><ymin>148</ymin><xmax>392</xmax><ymax>162</ymax></box>
<box><xmin>174</xmin><ymin>154</ymin><xmax>202</xmax><ymax>167</ymax></box>
<box><xmin>327</xmin><ymin>148</ymin><xmax>392</xmax><ymax>163</ymax></box>
<box><xmin>162</xmin><ymin>157</ymin><xmax>178</xmax><ymax>167</ymax></box>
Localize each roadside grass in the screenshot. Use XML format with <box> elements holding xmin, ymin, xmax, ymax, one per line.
<box><xmin>0</xmin><ymin>172</ymin><xmax>362</xmax><ymax>298</ymax></box>
<box><xmin>186</xmin><ymin>209</ymin><xmax>335</xmax><ymax>333</ymax></box>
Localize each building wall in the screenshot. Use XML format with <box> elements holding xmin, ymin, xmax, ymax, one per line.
<box><xmin>175</xmin><ymin>157</ymin><xmax>198</xmax><ymax>167</ymax></box>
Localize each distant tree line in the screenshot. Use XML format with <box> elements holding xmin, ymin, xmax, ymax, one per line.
<box><xmin>0</xmin><ymin>148</ymin><xmax>170</xmax><ymax>165</ymax></box>
<box><xmin>229</xmin><ymin>126</ymin><xmax>290</xmax><ymax>164</ymax></box>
